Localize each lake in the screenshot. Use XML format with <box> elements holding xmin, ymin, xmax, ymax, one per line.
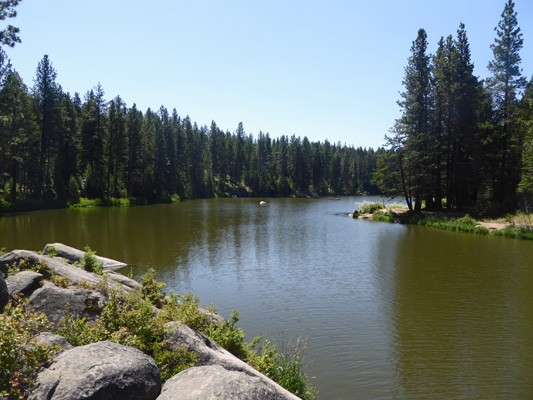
<box><xmin>1</xmin><ymin>197</ymin><xmax>532</xmax><ymax>399</ymax></box>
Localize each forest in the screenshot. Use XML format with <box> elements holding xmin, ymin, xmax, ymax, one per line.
<box><xmin>1</xmin><ymin>0</ymin><xmax>532</xmax><ymax>215</ymax></box>
<box><xmin>0</xmin><ymin>55</ymin><xmax>383</xmax><ymax>208</ymax></box>
<box><xmin>373</xmin><ymin>0</ymin><xmax>533</xmax><ymax>215</ymax></box>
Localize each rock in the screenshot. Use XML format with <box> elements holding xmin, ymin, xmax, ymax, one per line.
<box><xmin>106</xmin><ymin>271</ymin><xmax>142</xmax><ymax>291</ymax></box>
<box><xmin>43</xmin><ymin>243</ymin><xmax>127</xmax><ymax>271</ymax></box>
<box><xmin>0</xmin><ymin>250</ymin><xmax>134</xmax><ymax>293</ymax></box>
<box><xmin>33</xmin><ymin>332</ymin><xmax>73</xmax><ymax>354</ymax></box>
<box><xmin>163</xmin><ymin>322</ymin><xmax>301</xmax><ymax>400</ymax></box>
<box><xmin>157</xmin><ymin>364</ymin><xmax>294</xmax><ymax>400</ymax></box>
<box><xmin>0</xmin><ymin>273</ymin><xmax>7</xmax><ymax>312</ymax></box>
<box><xmin>6</xmin><ymin>271</ymin><xmax>43</xmax><ymax>297</ymax></box>
<box><xmin>164</xmin><ymin>321</ymin><xmax>251</xmax><ymax>373</ymax></box>
<box><xmin>29</xmin><ymin>341</ymin><xmax>161</xmax><ymax>400</ymax></box>
<box><xmin>26</xmin><ymin>281</ymin><xmax>107</xmax><ymax>327</ymax></box>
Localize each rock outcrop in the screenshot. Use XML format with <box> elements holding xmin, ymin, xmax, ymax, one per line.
<box><xmin>27</xmin><ymin>281</ymin><xmax>107</xmax><ymax>327</ymax></box>
<box><xmin>43</xmin><ymin>242</ymin><xmax>127</xmax><ymax>271</ymax></box>
<box><xmin>158</xmin><ymin>364</ymin><xmax>290</xmax><ymax>400</ymax></box>
<box><xmin>6</xmin><ymin>270</ymin><xmax>43</xmax><ymax>297</ymax></box>
<box><xmin>0</xmin><ymin>249</ymin><xmax>134</xmax><ymax>293</ymax></box>
<box><xmin>29</xmin><ymin>341</ymin><xmax>161</xmax><ymax>400</ymax></box>
<box><xmin>163</xmin><ymin>321</ymin><xmax>302</xmax><ymax>400</ymax></box>
<box><xmin>0</xmin><ymin>245</ymin><xmax>305</xmax><ymax>400</ymax></box>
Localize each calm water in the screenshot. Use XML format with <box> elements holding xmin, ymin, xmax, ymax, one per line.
<box><xmin>1</xmin><ymin>197</ymin><xmax>532</xmax><ymax>399</ymax></box>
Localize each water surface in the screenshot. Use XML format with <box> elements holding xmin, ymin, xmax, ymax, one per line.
<box><xmin>1</xmin><ymin>197</ymin><xmax>532</xmax><ymax>399</ymax></box>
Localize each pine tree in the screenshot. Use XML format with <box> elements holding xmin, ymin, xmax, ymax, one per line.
<box><xmin>487</xmin><ymin>0</ymin><xmax>527</xmax><ymax>209</ymax></box>
<box><xmin>0</xmin><ymin>0</ymin><xmax>21</xmax><ymax>48</ymax></box>
<box><xmin>34</xmin><ymin>55</ymin><xmax>59</xmax><ymax>198</ymax></box>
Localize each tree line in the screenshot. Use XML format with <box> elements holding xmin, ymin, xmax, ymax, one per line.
<box><xmin>374</xmin><ymin>0</ymin><xmax>533</xmax><ymax>214</ymax></box>
<box><xmin>0</xmin><ymin>52</ymin><xmax>382</xmax><ymax>205</ymax></box>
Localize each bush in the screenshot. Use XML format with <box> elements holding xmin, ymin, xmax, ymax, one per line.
<box><xmin>0</xmin><ymin>297</ymin><xmax>59</xmax><ymax>399</ymax></box>
<box><xmin>79</xmin><ymin>246</ymin><xmax>103</xmax><ymax>275</ymax></box>
<box><xmin>141</xmin><ymin>268</ymin><xmax>166</xmax><ymax>308</ymax></box>
<box><xmin>56</xmin><ymin>292</ymin><xmax>197</xmax><ymax>383</ymax></box>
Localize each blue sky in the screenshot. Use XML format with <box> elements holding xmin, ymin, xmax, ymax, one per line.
<box><xmin>4</xmin><ymin>0</ymin><xmax>533</xmax><ymax>149</ymax></box>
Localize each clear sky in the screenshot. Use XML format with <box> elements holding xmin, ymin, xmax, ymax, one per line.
<box><xmin>3</xmin><ymin>0</ymin><xmax>533</xmax><ymax>149</ymax></box>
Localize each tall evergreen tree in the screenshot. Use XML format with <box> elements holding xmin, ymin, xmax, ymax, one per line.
<box><xmin>34</xmin><ymin>55</ymin><xmax>59</xmax><ymax>197</ymax></box>
<box><xmin>487</xmin><ymin>0</ymin><xmax>527</xmax><ymax>209</ymax></box>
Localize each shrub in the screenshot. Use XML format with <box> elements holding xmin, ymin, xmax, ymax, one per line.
<box><xmin>79</xmin><ymin>246</ymin><xmax>103</xmax><ymax>275</ymax></box>
<box><xmin>0</xmin><ymin>297</ymin><xmax>59</xmax><ymax>399</ymax></box>
<box><xmin>141</xmin><ymin>268</ymin><xmax>166</xmax><ymax>308</ymax></box>
<box><xmin>355</xmin><ymin>201</ymin><xmax>384</xmax><ymax>214</ymax></box>
<box><xmin>56</xmin><ymin>292</ymin><xmax>197</xmax><ymax>383</ymax></box>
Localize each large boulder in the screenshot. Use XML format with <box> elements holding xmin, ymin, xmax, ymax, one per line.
<box><xmin>29</xmin><ymin>341</ymin><xmax>161</xmax><ymax>400</ymax></box>
<box><xmin>163</xmin><ymin>322</ymin><xmax>301</xmax><ymax>400</ymax></box>
<box><xmin>157</xmin><ymin>364</ymin><xmax>293</xmax><ymax>400</ymax></box>
<box><xmin>43</xmin><ymin>243</ymin><xmax>127</xmax><ymax>271</ymax></box>
<box><xmin>6</xmin><ymin>271</ymin><xmax>43</xmax><ymax>297</ymax></box>
<box><xmin>26</xmin><ymin>281</ymin><xmax>107</xmax><ymax>327</ymax></box>
<box><xmin>0</xmin><ymin>250</ymin><xmax>134</xmax><ymax>293</ymax></box>
<box><xmin>0</xmin><ymin>273</ymin><xmax>7</xmax><ymax>312</ymax></box>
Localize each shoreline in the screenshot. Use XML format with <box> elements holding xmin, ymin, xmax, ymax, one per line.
<box><xmin>352</xmin><ymin>207</ymin><xmax>533</xmax><ymax>240</ymax></box>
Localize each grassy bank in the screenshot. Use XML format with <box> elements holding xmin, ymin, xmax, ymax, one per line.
<box><xmin>354</xmin><ymin>201</ymin><xmax>533</xmax><ymax>240</ymax></box>
<box><xmin>0</xmin><ymin>195</ymin><xmax>182</xmax><ymax>214</ymax></box>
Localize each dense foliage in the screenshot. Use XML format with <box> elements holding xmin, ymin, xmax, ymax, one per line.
<box><xmin>0</xmin><ymin>50</ymin><xmax>382</xmax><ymax>207</ymax></box>
<box><xmin>374</xmin><ymin>0</ymin><xmax>533</xmax><ymax>215</ymax></box>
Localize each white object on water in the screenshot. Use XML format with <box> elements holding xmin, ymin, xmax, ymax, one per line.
<box><xmin>260</xmin><ymin>201</ymin><xmax>267</xmax><ymax>205</ymax></box>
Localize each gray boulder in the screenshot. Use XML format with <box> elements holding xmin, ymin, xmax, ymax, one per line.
<box><xmin>43</xmin><ymin>243</ymin><xmax>127</xmax><ymax>271</ymax></box>
<box><xmin>163</xmin><ymin>322</ymin><xmax>301</xmax><ymax>400</ymax></box>
<box><xmin>157</xmin><ymin>364</ymin><xmax>292</xmax><ymax>400</ymax></box>
<box><xmin>33</xmin><ymin>332</ymin><xmax>73</xmax><ymax>354</ymax></box>
<box><xmin>6</xmin><ymin>271</ymin><xmax>43</xmax><ymax>297</ymax></box>
<box><xmin>0</xmin><ymin>250</ymin><xmax>134</xmax><ymax>293</ymax></box>
<box><xmin>0</xmin><ymin>273</ymin><xmax>7</xmax><ymax>312</ymax></box>
<box><xmin>26</xmin><ymin>281</ymin><xmax>107</xmax><ymax>327</ymax></box>
<box><xmin>29</xmin><ymin>341</ymin><xmax>161</xmax><ymax>400</ymax></box>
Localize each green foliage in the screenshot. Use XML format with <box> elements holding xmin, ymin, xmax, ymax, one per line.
<box><xmin>158</xmin><ymin>293</ymin><xmax>317</xmax><ymax>398</ymax></box>
<box><xmin>372</xmin><ymin>210</ymin><xmax>398</xmax><ymax>223</ymax></box>
<box><xmin>159</xmin><ymin>293</ymin><xmax>214</xmax><ymax>334</ymax></box>
<box><xmin>208</xmin><ymin>310</ymin><xmax>247</xmax><ymax>360</ymax></box>
<box><xmin>6</xmin><ymin>257</ymin><xmax>48</xmax><ymax>278</ymax></box>
<box><xmin>56</xmin><ymin>292</ymin><xmax>197</xmax><ymax>382</ymax></box>
<box><xmin>0</xmin><ymin>297</ymin><xmax>59</xmax><ymax>399</ymax></box>
<box><xmin>67</xmin><ymin>176</ymin><xmax>81</xmax><ymax>204</ymax></box>
<box><xmin>45</xmin><ymin>245</ymin><xmax>59</xmax><ymax>258</ymax></box>
<box><xmin>140</xmin><ymin>268</ymin><xmax>166</xmax><ymax>308</ymax></box>
<box><xmin>356</xmin><ymin>201</ymin><xmax>384</xmax><ymax>214</ymax></box>
<box><xmin>79</xmin><ymin>246</ymin><xmax>103</xmax><ymax>275</ymax></box>
<box><xmin>416</xmin><ymin>214</ymin><xmax>489</xmax><ymax>234</ymax></box>
<box><xmin>248</xmin><ymin>336</ymin><xmax>317</xmax><ymax>400</ymax></box>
